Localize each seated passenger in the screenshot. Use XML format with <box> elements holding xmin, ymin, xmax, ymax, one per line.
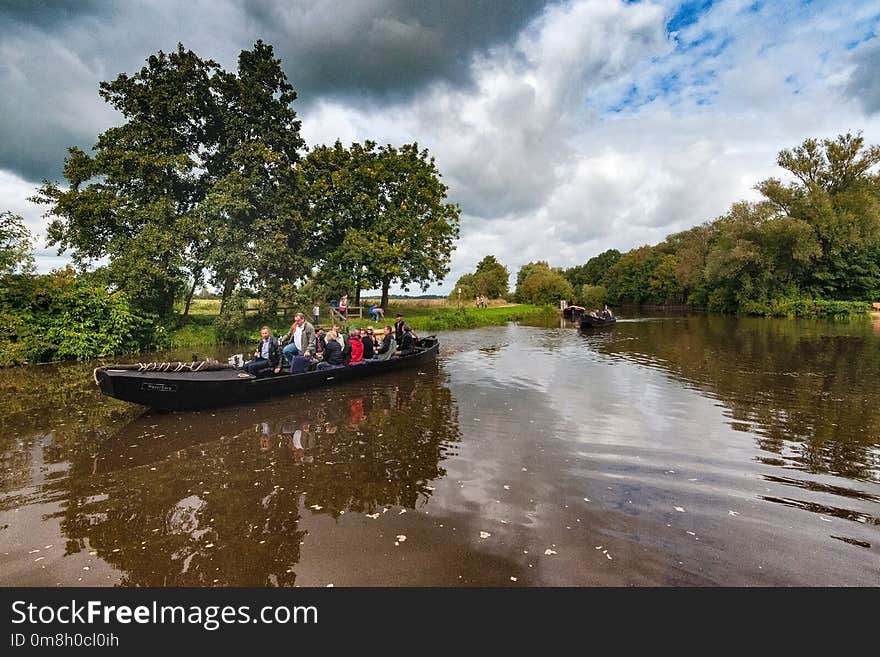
<box><xmin>373</xmin><ymin>326</ymin><xmax>397</xmax><ymax>361</ymax></box>
<box><xmin>348</xmin><ymin>330</ymin><xmax>364</xmax><ymax>365</ymax></box>
<box><xmin>317</xmin><ymin>331</ymin><xmax>344</xmax><ymax>370</ymax></box>
<box><xmin>244</xmin><ymin>326</ymin><xmax>282</xmax><ymax>377</ymax></box>
<box><xmin>359</xmin><ymin>328</ymin><xmax>375</xmax><ymax>360</ymax></box>
<box><xmin>397</xmin><ymin>325</ymin><xmax>416</xmax><ymax>354</ymax></box>
<box><xmin>315</xmin><ymin>328</ymin><xmax>326</xmax><ymax>355</ymax></box>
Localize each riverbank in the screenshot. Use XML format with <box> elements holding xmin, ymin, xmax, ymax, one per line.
<box><xmin>168</xmin><ymin>301</ymin><xmax>557</xmax><ymax>348</ymax></box>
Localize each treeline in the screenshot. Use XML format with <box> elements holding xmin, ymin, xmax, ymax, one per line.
<box><xmin>1</xmin><ymin>42</ymin><xmax>460</xmax><ymax>363</ymax></box>
<box><xmin>556</xmin><ymin>133</ymin><xmax>880</xmax><ymax>316</ymax></box>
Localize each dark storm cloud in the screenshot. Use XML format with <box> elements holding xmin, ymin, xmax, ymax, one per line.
<box><xmin>243</xmin><ymin>0</ymin><xmax>548</xmax><ymax>99</ymax></box>
<box><xmin>0</xmin><ymin>0</ymin><xmax>549</xmax><ymax>183</ymax></box>
<box><xmin>1</xmin><ymin>0</ymin><xmax>108</xmax><ymax>27</ymax></box>
<box><xmin>845</xmin><ymin>41</ymin><xmax>880</xmax><ymax>115</ymax></box>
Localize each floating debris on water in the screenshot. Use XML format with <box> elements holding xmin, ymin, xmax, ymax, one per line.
<box><xmin>544</xmin><ymin>548</ymin><xmax>557</xmax><ymax>556</ymax></box>
<box><xmin>674</xmin><ymin>507</ymin><xmax>685</xmax><ymax>513</ymax></box>
<box><xmin>479</xmin><ymin>531</ymin><xmax>491</xmax><ymax>539</ymax></box>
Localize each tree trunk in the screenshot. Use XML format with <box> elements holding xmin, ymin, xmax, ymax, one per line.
<box><xmin>354</xmin><ymin>273</ymin><xmax>361</xmax><ymax>307</ymax></box>
<box><xmin>219</xmin><ymin>278</ymin><xmax>234</xmax><ymax>315</ymax></box>
<box><xmin>381</xmin><ymin>276</ymin><xmax>391</xmax><ymax>309</ymax></box>
<box><xmin>182</xmin><ymin>271</ymin><xmax>201</xmax><ymax>317</ymax></box>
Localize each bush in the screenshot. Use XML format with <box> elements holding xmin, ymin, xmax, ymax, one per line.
<box><xmin>213</xmin><ymin>291</ymin><xmax>249</xmax><ymax>342</ymax></box>
<box><xmin>0</xmin><ymin>268</ymin><xmax>167</xmax><ymax>365</ymax></box>
<box><xmin>578</xmin><ymin>285</ymin><xmax>607</xmax><ymax>309</ymax></box>
<box><xmin>740</xmin><ymin>297</ymin><xmax>870</xmax><ymax>318</ymax></box>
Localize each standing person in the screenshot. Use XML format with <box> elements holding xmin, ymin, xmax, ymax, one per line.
<box><xmin>312</xmin><ymin>302</ymin><xmax>320</xmax><ymax>326</ymax></box>
<box><xmin>244</xmin><ymin>326</ymin><xmax>282</xmax><ymax>376</ymax></box>
<box><xmin>339</xmin><ymin>294</ymin><xmax>348</xmax><ymax>318</ymax></box>
<box><xmin>393</xmin><ymin>313</ymin><xmax>411</xmax><ymax>344</ymax></box>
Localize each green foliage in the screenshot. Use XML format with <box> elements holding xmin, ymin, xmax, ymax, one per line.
<box><xmin>472</xmin><ymin>255</ymin><xmax>510</xmax><ymax>298</ymax></box>
<box><xmin>450</xmin><ymin>255</ymin><xmax>509</xmax><ymax>301</ymax></box>
<box><xmin>32</xmin><ymin>41</ymin><xmax>306</xmax><ymax>318</ymax></box>
<box><xmin>739</xmin><ymin>297</ymin><xmax>869</xmax><ymax>318</ymax></box>
<box><xmin>564</xmin><ymin>249</ymin><xmax>620</xmax><ymax>288</ymax></box>
<box><xmin>0</xmin><ymin>211</ymin><xmax>35</xmax><ymax>276</ymax></box>
<box><xmin>0</xmin><ymin>268</ymin><xmax>167</xmax><ymax>365</ymax></box>
<box><xmin>414</xmin><ymin>305</ymin><xmax>556</xmax><ymax>331</ymax></box>
<box><xmin>578</xmin><ymin>285</ymin><xmax>608</xmax><ymax>309</ymax></box>
<box><xmin>571</xmin><ymin>132</ymin><xmax>880</xmax><ymax>314</ymax></box>
<box><xmin>213</xmin><ymin>290</ymin><xmax>249</xmax><ymax>342</ymax></box>
<box><xmin>299</xmin><ymin>140</ymin><xmax>460</xmax><ymax>307</ymax></box>
<box><xmin>515</xmin><ymin>261</ymin><xmax>574</xmax><ymax>306</ymax></box>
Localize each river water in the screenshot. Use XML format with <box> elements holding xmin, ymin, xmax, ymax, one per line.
<box><xmin>1</xmin><ymin>315</ymin><xmax>878</xmax><ymax>586</ymax></box>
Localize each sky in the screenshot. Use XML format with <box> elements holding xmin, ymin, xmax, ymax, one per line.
<box><xmin>1</xmin><ymin>0</ymin><xmax>879</xmax><ymax>294</ymax></box>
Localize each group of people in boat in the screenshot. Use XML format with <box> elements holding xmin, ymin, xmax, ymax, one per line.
<box><xmin>588</xmin><ymin>305</ymin><xmax>615</xmax><ymax>320</ymax></box>
<box><xmin>243</xmin><ymin>311</ymin><xmax>418</xmax><ymax>377</ymax></box>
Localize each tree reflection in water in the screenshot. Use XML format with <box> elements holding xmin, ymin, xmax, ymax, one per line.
<box><xmin>48</xmin><ymin>364</ymin><xmax>460</xmax><ymax>586</ymax></box>
<box><xmin>587</xmin><ymin>315</ymin><xmax>880</xmax><ymax>483</ymax></box>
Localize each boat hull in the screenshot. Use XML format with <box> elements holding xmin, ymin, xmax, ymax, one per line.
<box><xmin>579</xmin><ymin>316</ymin><xmax>617</xmax><ymax>329</ymax></box>
<box><xmin>96</xmin><ymin>338</ymin><xmax>440</xmax><ymax>411</ymax></box>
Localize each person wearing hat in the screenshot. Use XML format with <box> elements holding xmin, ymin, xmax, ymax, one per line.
<box><xmin>393</xmin><ymin>314</ymin><xmax>411</xmax><ymax>344</ymax></box>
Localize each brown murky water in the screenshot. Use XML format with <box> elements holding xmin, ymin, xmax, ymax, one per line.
<box><xmin>1</xmin><ymin>316</ymin><xmax>878</xmax><ymax>586</ymax></box>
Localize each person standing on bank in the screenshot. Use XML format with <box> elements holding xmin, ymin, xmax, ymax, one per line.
<box><xmin>312</xmin><ymin>303</ymin><xmax>320</xmax><ymax>326</ymax></box>
<box><xmin>244</xmin><ymin>326</ymin><xmax>282</xmax><ymax>376</ymax></box>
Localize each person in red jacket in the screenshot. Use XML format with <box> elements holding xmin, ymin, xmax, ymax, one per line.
<box><xmin>348</xmin><ymin>330</ymin><xmax>364</xmax><ymax>365</ymax></box>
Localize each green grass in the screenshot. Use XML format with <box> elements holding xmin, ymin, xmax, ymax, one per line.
<box><xmin>377</xmin><ymin>303</ymin><xmax>557</xmax><ymax>331</ymax></box>
<box><xmin>168</xmin><ymin>300</ymin><xmax>553</xmax><ymax>346</ymax></box>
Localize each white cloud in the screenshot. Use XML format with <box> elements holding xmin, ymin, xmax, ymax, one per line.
<box><xmin>3</xmin><ymin>0</ymin><xmax>880</xmax><ymax>294</ymax></box>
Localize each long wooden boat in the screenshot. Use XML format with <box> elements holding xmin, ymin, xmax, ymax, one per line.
<box><xmin>580</xmin><ymin>315</ymin><xmax>617</xmax><ymax>329</ymax></box>
<box><xmin>94</xmin><ymin>337</ymin><xmax>440</xmax><ymax>411</ymax></box>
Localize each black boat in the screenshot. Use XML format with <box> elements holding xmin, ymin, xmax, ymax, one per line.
<box><xmin>94</xmin><ymin>336</ymin><xmax>440</xmax><ymax>411</ymax></box>
<box><xmin>580</xmin><ymin>314</ymin><xmax>617</xmax><ymax>329</ymax></box>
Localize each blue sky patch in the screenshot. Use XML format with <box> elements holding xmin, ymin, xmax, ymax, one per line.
<box><xmin>667</xmin><ymin>0</ymin><xmax>715</xmax><ymax>33</ymax></box>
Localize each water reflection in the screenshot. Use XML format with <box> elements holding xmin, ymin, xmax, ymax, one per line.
<box><xmin>3</xmin><ymin>363</ymin><xmax>459</xmax><ymax>586</ymax></box>
<box><xmin>586</xmin><ymin>316</ymin><xmax>880</xmax><ymax>483</ymax></box>
<box><xmin>2</xmin><ymin>317</ymin><xmax>879</xmax><ymax>586</ymax></box>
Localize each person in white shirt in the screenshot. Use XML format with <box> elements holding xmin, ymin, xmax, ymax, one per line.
<box><xmin>280</xmin><ymin>313</ymin><xmax>316</xmax><ymax>364</ymax></box>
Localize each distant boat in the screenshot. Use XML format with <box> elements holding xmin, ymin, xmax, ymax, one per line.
<box><xmin>580</xmin><ymin>314</ymin><xmax>617</xmax><ymax>329</ymax></box>
<box><xmin>94</xmin><ymin>337</ymin><xmax>440</xmax><ymax>411</ymax></box>
<box><xmin>562</xmin><ymin>305</ymin><xmax>585</xmax><ymax>320</ymax></box>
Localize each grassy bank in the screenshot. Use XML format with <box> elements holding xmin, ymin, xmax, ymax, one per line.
<box><xmin>380</xmin><ymin>303</ymin><xmax>557</xmax><ymax>331</ymax></box>
<box><xmin>167</xmin><ymin>300</ymin><xmax>555</xmax><ymax>347</ymax></box>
